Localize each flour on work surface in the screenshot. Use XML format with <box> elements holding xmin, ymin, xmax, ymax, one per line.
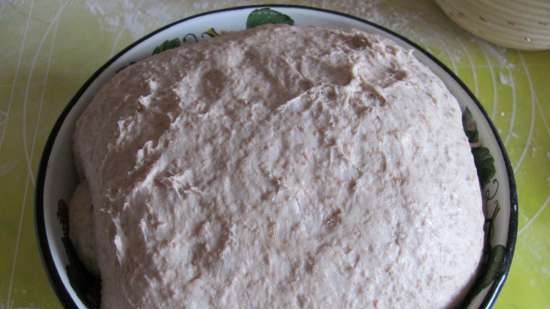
<box><xmin>84</xmin><ymin>0</ymin><xmax>513</xmax><ymax>69</ymax></box>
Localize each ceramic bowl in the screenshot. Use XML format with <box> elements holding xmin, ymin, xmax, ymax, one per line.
<box><xmin>436</xmin><ymin>0</ymin><xmax>550</xmax><ymax>50</ymax></box>
<box><xmin>35</xmin><ymin>5</ymin><xmax>518</xmax><ymax>309</ymax></box>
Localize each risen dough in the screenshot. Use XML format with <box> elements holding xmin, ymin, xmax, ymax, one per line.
<box><xmin>73</xmin><ymin>25</ymin><xmax>484</xmax><ymax>309</ymax></box>
<box><xmin>68</xmin><ymin>181</ymin><xmax>99</xmax><ymax>275</ymax></box>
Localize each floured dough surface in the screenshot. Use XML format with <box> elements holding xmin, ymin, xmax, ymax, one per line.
<box><xmin>73</xmin><ymin>25</ymin><xmax>484</xmax><ymax>309</ymax></box>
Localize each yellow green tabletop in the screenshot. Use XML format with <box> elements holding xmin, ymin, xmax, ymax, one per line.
<box><xmin>0</xmin><ymin>1</ymin><xmax>548</xmax><ymax>308</ymax></box>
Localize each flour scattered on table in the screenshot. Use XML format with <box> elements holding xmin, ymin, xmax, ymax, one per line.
<box><xmin>499</xmin><ymin>71</ymin><xmax>513</xmax><ymax>86</ymax></box>
<box><xmin>83</xmin><ymin>0</ymin><xmax>513</xmax><ymax>68</ymax></box>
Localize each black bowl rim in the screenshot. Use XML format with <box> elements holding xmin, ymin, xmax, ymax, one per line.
<box><xmin>35</xmin><ymin>4</ymin><xmax>518</xmax><ymax>309</ymax></box>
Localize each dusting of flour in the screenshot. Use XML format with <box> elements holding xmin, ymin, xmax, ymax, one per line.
<box><xmin>84</xmin><ymin>0</ymin><xmax>514</xmax><ymax>72</ymax></box>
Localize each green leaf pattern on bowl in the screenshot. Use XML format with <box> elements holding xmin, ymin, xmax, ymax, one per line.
<box><xmin>151</xmin><ymin>28</ymin><xmax>221</xmax><ymax>55</ymax></box>
<box><xmin>462</xmin><ymin>106</ymin><xmax>504</xmax><ymax>304</ymax></box>
<box><xmin>463</xmin><ymin>107</ymin><xmax>496</xmax><ymax>187</ymax></box>
<box><xmin>246</xmin><ymin>8</ymin><xmax>294</xmax><ymax>29</ymax></box>
<box><xmin>152</xmin><ymin>38</ymin><xmax>181</xmax><ymax>55</ymax></box>
<box><xmin>472</xmin><ymin>245</ymin><xmax>506</xmax><ymax>295</ymax></box>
